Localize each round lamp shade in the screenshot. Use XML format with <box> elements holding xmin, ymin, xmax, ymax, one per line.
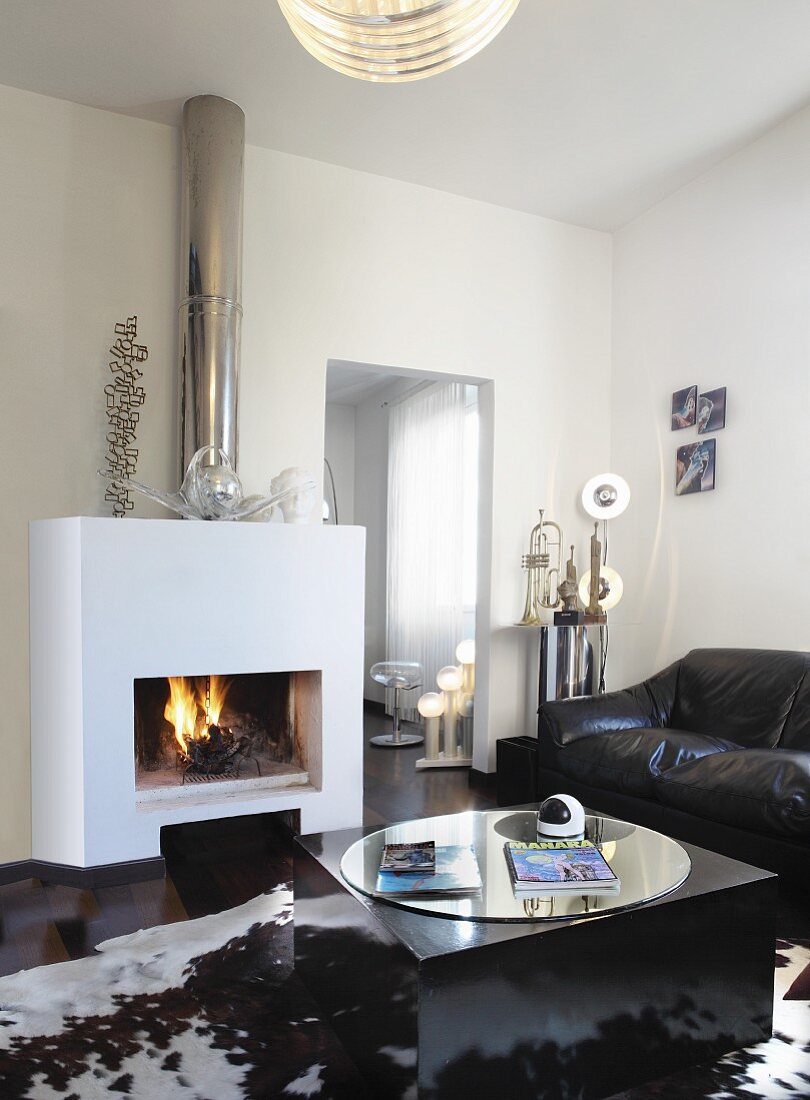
<box><xmin>579</xmin><ymin>566</ymin><xmax>624</xmax><ymax>611</ymax></box>
<box><xmin>436</xmin><ymin>665</ymin><xmax>464</xmax><ymax>692</ymax></box>
<box><xmin>455</xmin><ymin>639</ymin><xmax>476</xmax><ymax>665</ymax></box>
<box><xmin>581</xmin><ymin>473</ymin><xmax>630</xmax><ymax>520</ymax></box>
<box><xmin>276</xmin><ymin>0</ymin><xmax>521</xmax><ymax>83</ymax></box>
<box><xmin>417</xmin><ymin>692</ymin><xmax>445</xmax><ymax>719</ymax></box>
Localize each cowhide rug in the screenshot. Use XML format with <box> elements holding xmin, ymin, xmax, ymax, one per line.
<box><xmin>0</xmin><ymin>885</ymin><xmax>362</xmax><ymax>1099</ymax></box>
<box><xmin>0</xmin><ymin>886</ymin><xmax>806</xmax><ymax>1100</ymax></box>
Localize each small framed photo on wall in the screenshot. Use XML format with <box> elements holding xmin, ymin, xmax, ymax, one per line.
<box><xmin>671</xmin><ymin>385</ymin><xmax>697</xmax><ymax>430</ymax></box>
<box><xmin>675</xmin><ymin>439</ymin><xmax>716</xmax><ymax>496</ymax></box>
<box><xmin>697</xmin><ymin>387</ymin><xmax>726</xmax><ymax>434</ymax></box>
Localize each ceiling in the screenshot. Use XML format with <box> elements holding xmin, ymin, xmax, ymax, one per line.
<box><xmin>326</xmin><ymin>360</ymin><xmax>467</xmax><ymax>406</ymax></box>
<box><xmin>325</xmin><ymin>363</ymin><xmax>411</xmax><ymax>406</ymax></box>
<box><xmin>3</xmin><ymin>0</ymin><xmax>810</xmax><ymax>230</ymax></box>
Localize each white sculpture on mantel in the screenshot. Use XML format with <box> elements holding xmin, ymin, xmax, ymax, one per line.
<box><xmin>99</xmin><ymin>448</ymin><xmax>316</xmax><ymax>523</ymax></box>
<box><xmin>270</xmin><ymin>466</ymin><xmax>318</xmax><ymax>524</ymax></box>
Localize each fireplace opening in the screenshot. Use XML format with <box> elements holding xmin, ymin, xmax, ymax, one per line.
<box><xmin>134</xmin><ymin>670</ymin><xmax>321</xmax><ymax>804</ymax></box>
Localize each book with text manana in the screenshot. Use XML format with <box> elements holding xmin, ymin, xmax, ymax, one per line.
<box><xmin>379</xmin><ymin>841</ymin><xmax>436</xmax><ymax>874</ymax></box>
<box><xmin>374</xmin><ymin>845</ymin><xmax>481</xmax><ymax>897</ymax></box>
<box><xmin>504</xmin><ymin>839</ymin><xmax>620</xmax><ymax>892</ymax></box>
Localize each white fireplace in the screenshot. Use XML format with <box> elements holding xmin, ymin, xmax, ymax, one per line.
<box><xmin>29</xmin><ymin>517</ymin><xmax>365</xmax><ymax>873</ymax></box>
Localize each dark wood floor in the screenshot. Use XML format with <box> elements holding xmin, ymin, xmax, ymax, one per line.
<box><xmin>362</xmin><ymin>710</ymin><xmax>494</xmax><ymax>827</ymax></box>
<box><xmin>0</xmin><ymin>709</ymin><xmax>493</xmax><ymax>977</ymax></box>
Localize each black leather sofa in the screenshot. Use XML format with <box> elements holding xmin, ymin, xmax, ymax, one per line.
<box><xmin>537</xmin><ymin>649</ymin><xmax>810</xmax><ymax>883</ymax></box>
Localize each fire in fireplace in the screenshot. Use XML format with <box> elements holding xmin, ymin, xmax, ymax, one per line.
<box><xmin>134</xmin><ymin>671</ymin><xmax>320</xmax><ymax>803</ymax></box>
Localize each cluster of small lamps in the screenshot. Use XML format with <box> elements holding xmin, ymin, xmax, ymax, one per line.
<box><xmin>417</xmin><ymin>639</ymin><xmax>475</xmax><ymax>763</ymax></box>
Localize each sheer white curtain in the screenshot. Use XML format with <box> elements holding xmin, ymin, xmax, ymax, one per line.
<box><xmin>386</xmin><ymin>382</ymin><xmax>466</xmax><ymax>720</ymax></box>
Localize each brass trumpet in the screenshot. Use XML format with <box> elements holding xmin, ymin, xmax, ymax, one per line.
<box><xmin>517</xmin><ymin>509</ymin><xmax>563</xmax><ymax>625</ymax></box>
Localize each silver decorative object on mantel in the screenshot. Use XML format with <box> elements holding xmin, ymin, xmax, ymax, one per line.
<box><xmin>102</xmin><ymin>316</ymin><xmax>147</xmax><ymax>517</ymax></box>
<box><xmin>100</xmin><ymin>448</ymin><xmax>316</xmax><ymax>522</ymax></box>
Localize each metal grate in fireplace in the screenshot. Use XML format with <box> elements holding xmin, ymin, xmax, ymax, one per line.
<box><xmin>182</xmin><ymin>769</ymin><xmax>236</xmax><ymax>784</ymax></box>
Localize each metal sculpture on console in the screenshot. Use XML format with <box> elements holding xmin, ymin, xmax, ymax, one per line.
<box><xmin>516</xmin><ymin>508</ymin><xmax>563</xmax><ymax>625</ymax></box>
<box><xmin>585</xmin><ymin>522</ymin><xmax>605</xmax><ymax>620</ymax></box>
<box><xmin>556</xmin><ymin>545</ymin><xmax>581</xmax><ymax>614</ymax></box>
<box><xmin>100</xmin><ymin>447</ymin><xmax>315</xmax><ymax>522</ymax></box>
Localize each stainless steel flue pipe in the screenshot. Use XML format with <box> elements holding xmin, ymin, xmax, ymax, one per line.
<box><xmin>179</xmin><ymin>95</ymin><xmax>244</xmax><ymax>477</ymax></box>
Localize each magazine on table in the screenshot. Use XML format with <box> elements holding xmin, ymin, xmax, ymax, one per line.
<box><xmin>379</xmin><ymin>841</ymin><xmax>436</xmax><ymax>874</ymax></box>
<box><xmin>504</xmin><ymin>839</ymin><xmax>620</xmax><ymax>893</ymax></box>
<box><xmin>374</xmin><ymin>844</ymin><xmax>481</xmax><ymax>897</ymax></box>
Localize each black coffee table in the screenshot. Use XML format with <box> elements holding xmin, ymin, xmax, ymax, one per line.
<box><xmin>294</xmin><ymin>807</ymin><xmax>776</xmax><ymax>1099</ymax></box>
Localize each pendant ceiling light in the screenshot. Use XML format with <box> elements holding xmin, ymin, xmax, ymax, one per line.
<box><xmin>277</xmin><ymin>0</ymin><xmax>521</xmax><ymax>82</ymax></box>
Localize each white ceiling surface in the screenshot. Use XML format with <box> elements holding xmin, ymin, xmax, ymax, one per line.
<box><xmin>325</xmin><ymin>364</ymin><xmax>412</xmax><ymax>406</ymax></box>
<box><xmin>2</xmin><ymin>1</ymin><xmax>810</xmax><ymax>229</ymax></box>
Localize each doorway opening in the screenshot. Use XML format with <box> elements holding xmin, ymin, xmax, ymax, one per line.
<box><xmin>323</xmin><ymin>359</ymin><xmax>492</xmax><ymax>768</ymax></box>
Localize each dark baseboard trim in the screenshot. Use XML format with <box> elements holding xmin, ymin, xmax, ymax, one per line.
<box><xmin>469</xmin><ymin>768</ymin><xmax>497</xmax><ymax>792</ymax></box>
<box><xmin>0</xmin><ymin>860</ymin><xmax>33</xmax><ymax>887</ymax></box>
<box><xmin>0</xmin><ymin>856</ymin><xmax>166</xmax><ymax>889</ymax></box>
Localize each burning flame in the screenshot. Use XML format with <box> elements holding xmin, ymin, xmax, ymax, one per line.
<box><xmin>164</xmin><ymin>675</ymin><xmax>231</xmax><ymax>754</ymax></box>
<box><xmin>209</xmin><ymin>675</ymin><xmax>231</xmax><ymax>726</ymax></box>
<box><xmin>164</xmin><ymin>677</ymin><xmax>197</xmax><ymax>754</ymax></box>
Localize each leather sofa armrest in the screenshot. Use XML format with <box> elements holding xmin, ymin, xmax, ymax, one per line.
<box><xmin>538</xmin><ymin>660</ymin><xmax>681</xmax><ymax>748</ymax></box>
<box><xmin>539</xmin><ymin>689</ymin><xmax>653</xmax><ymax>747</ymax></box>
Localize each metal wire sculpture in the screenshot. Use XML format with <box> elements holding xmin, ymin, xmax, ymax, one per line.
<box><xmin>102</xmin><ymin>316</ymin><xmax>147</xmax><ymax>517</ymax></box>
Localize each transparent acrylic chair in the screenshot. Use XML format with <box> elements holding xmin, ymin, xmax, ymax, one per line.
<box><xmin>369</xmin><ymin>661</ymin><xmax>424</xmax><ymax>747</ymax></box>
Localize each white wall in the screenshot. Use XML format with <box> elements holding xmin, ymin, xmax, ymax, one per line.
<box><xmin>241</xmin><ymin>147</ymin><xmax>613</xmax><ymax>775</ymax></box>
<box><xmin>0</xmin><ymin>85</ymin><xmax>176</xmax><ymax>863</ymax></box>
<box><xmin>324</xmin><ymin>403</ymin><xmax>355</xmax><ymax>525</ymax></box>
<box><xmin>0</xmin><ymin>82</ymin><xmax>612</xmax><ymax>861</ymax></box>
<box><xmin>609</xmin><ymin>103</ymin><xmax>810</xmax><ymax>689</ymax></box>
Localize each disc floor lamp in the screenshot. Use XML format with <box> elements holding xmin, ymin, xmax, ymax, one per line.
<box><xmin>579</xmin><ymin>472</ymin><xmax>630</xmax><ymax>692</ymax></box>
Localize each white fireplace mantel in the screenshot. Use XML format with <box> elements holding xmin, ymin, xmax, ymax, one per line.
<box><xmin>29</xmin><ymin>517</ymin><xmax>365</xmax><ymax>871</ymax></box>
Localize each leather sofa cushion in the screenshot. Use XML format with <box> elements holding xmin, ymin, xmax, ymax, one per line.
<box><xmin>672</xmin><ymin>649</ymin><xmax>809</xmax><ymax>748</ymax></box>
<box><xmin>556</xmin><ymin>727</ymin><xmax>739</xmax><ymax>799</ymax></box>
<box><xmin>656</xmin><ymin>749</ymin><xmax>810</xmax><ymax>837</ymax></box>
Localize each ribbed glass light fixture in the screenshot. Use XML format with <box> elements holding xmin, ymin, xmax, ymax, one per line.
<box><xmin>277</xmin><ymin>0</ymin><xmax>521</xmax><ymax>82</ymax></box>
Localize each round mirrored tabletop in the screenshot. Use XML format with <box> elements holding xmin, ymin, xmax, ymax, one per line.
<box><xmin>340</xmin><ymin>809</ymin><xmax>691</xmax><ymax>923</ymax></box>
